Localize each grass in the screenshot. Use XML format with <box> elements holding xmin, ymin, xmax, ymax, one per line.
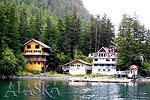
<box><xmin>17</xmin><ymin>70</ymin><xmax>40</xmax><ymax>75</ymax></box>
<box><xmin>87</xmin><ymin>74</ymin><xmax>111</xmax><ymax>77</ymax></box>
<box><xmin>46</xmin><ymin>71</ymin><xmax>65</xmax><ymax>75</ymax></box>
<box><xmin>69</xmin><ymin>74</ymin><xmax>85</xmax><ymax>77</ymax></box>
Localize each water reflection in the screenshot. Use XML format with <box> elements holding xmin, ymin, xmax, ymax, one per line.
<box><xmin>0</xmin><ymin>79</ymin><xmax>150</xmax><ymax>100</ymax></box>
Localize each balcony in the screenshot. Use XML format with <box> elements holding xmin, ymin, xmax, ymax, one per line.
<box><xmin>62</xmin><ymin>66</ymin><xmax>70</xmax><ymax>71</ymax></box>
<box><xmin>23</xmin><ymin>52</ymin><xmax>49</xmax><ymax>56</ymax></box>
<box><xmin>27</xmin><ymin>58</ymin><xmax>47</xmax><ymax>62</ymax></box>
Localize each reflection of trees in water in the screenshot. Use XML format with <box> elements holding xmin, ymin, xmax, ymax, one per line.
<box><xmin>118</xmin><ymin>82</ymin><xmax>150</xmax><ymax>99</ymax></box>
<box><xmin>1</xmin><ymin>79</ymin><xmax>150</xmax><ymax>100</ymax></box>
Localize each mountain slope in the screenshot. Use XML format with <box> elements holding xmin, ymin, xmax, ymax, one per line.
<box><xmin>5</xmin><ymin>0</ymin><xmax>91</xmax><ymax>23</ymax></box>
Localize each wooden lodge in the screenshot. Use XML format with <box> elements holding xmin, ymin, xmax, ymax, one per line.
<box><xmin>23</xmin><ymin>39</ymin><xmax>50</xmax><ymax>72</ymax></box>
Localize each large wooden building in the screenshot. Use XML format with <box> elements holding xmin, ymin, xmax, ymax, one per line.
<box><xmin>23</xmin><ymin>39</ymin><xmax>50</xmax><ymax>72</ymax></box>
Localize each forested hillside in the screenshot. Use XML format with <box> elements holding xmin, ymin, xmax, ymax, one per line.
<box><xmin>0</xmin><ymin>0</ymin><xmax>116</xmax><ymax>76</ymax></box>
<box><xmin>2</xmin><ymin>0</ymin><xmax>150</xmax><ymax>77</ymax></box>
<box><xmin>3</xmin><ymin>0</ymin><xmax>90</xmax><ymax>23</ymax></box>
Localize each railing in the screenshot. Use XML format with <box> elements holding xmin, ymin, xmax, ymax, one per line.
<box><xmin>115</xmin><ymin>71</ymin><xmax>127</xmax><ymax>75</ymax></box>
<box><xmin>23</xmin><ymin>52</ymin><xmax>49</xmax><ymax>56</ymax></box>
<box><xmin>62</xmin><ymin>66</ymin><xmax>70</xmax><ymax>70</ymax></box>
<box><xmin>27</xmin><ymin>58</ymin><xmax>47</xmax><ymax>62</ymax></box>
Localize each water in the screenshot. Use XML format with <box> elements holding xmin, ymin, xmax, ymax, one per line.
<box><xmin>0</xmin><ymin>78</ymin><xmax>150</xmax><ymax>100</ymax></box>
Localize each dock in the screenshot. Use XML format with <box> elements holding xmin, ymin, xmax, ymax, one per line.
<box><xmin>69</xmin><ymin>77</ymin><xmax>133</xmax><ymax>83</ymax></box>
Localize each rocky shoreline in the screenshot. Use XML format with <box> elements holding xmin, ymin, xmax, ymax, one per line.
<box><xmin>10</xmin><ymin>74</ymin><xmax>71</xmax><ymax>80</ymax></box>
<box><xmin>1</xmin><ymin>74</ymin><xmax>150</xmax><ymax>82</ymax></box>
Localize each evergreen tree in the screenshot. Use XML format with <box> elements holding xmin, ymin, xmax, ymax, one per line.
<box><xmin>115</xmin><ymin>14</ymin><xmax>145</xmax><ymax>70</ymax></box>
<box><xmin>0</xmin><ymin>46</ymin><xmax>17</xmax><ymax>76</ymax></box>
<box><xmin>19</xmin><ymin>8</ymin><xmax>30</xmax><ymax>44</ymax></box>
<box><xmin>0</xmin><ymin>2</ymin><xmax>26</xmax><ymax>76</ymax></box>
<box><xmin>44</xmin><ymin>16</ymin><xmax>56</xmax><ymax>48</ymax></box>
<box><xmin>57</xmin><ymin>18</ymin><xmax>68</xmax><ymax>54</ymax></box>
<box><xmin>34</xmin><ymin>9</ymin><xmax>43</xmax><ymax>40</ymax></box>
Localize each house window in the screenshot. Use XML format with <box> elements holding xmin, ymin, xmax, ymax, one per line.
<box><xmin>27</xmin><ymin>56</ymin><xmax>30</xmax><ymax>60</ymax></box>
<box><xmin>104</xmin><ymin>53</ymin><xmax>106</xmax><ymax>57</ymax></box>
<box><xmin>98</xmin><ymin>69</ymin><xmax>101</xmax><ymax>71</ymax></box>
<box><xmin>34</xmin><ymin>62</ymin><xmax>36</xmax><ymax>65</ymax></box>
<box><xmin>30</xmin><ymin>62</ymin><xmax>32</xmax><ymax>64</ymax></box>
<box><xmin>106</xmin><ymin>59</ymin><xmax>110</xmax><ymax>61</ymax></box>
<box><xmin>71</xmin><ymin>65</ymin><xmax>74</xmax><ymax>67</ymax></box>
<box><xmin>27</xmin><ymin>45</ymin><xmax>31</xmax><ymax>49</ymax></box>
<box><xmin>103</xmin><ymin>69</ymin><xmax>105</xmax><ymax>71</ymax></box>
<box><xmin>100</xmin><ymin>64</ymin><xmax>104</xmax><ymax>66</ymax></box>
<box><xmin>35</xmin><ymin>45</ymin><xmax>40</xmax><ymax>49</ymax></box>
<box><xmin>35</xmin><ymin>57</ymin><xmax>39</xmax><ymax>61</ymax></box>
<box><xmin>94</xmin><ymin>64</ymin><xmax>99</xmax><ymax>66</ymax></box>
<box><xmin>112</xmin><ymin>59</ymin><xmax>116</xmax><ymax>61</ymax></box>
<box><xmin>77</xmin><ymin>65</ymin><xmax>80</xmax><ymax>67</ymax></box>
<box><xmin>38</xmin><ymin>62</ymin><xmax>40</xmax><ymax>65</ymax></box>
<box><xmin>94</xmin><ymin>59</ymin><xmax>98</xmax><ymax>61</ymax></box>
<box><xmin>108</xmin><ymin>69</ymin><xmax>110</xmax><ymax>71</ymax></box>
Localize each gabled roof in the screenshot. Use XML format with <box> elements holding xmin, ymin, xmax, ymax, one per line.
<box><xmin>24</xmin><ymin>39</ymin><xmax>50</xmax><ymax>49</ymax></box>
<box><xmin>98</xmin><ymin>47</ymin><xmax>110</xmax><ymax>53</ymax></box>
<box><xmin>129</xmin><ymin>65</ymin><xmax>138</xmax><ymax>69</ymax></box>
<box><xmin>63</xmin><ymin>59</ymin><xmax>91</xmax><ymax>66</ymax></box>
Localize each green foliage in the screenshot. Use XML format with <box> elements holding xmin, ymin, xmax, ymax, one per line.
<box><xmin>115</xmin><ymin>14</ymin><xmax>147</xmax><ymax>71</ymax></box>
<box><xmin>0</xmin><ymin>47</ymin><xmax>17</xmax><ymax>76</ymax></box>
<box><xmin>86</xmin><ymin>14</ymin><xmax>115</xmax><ymax>53</ymax></box>
<box><xmin>26</xmin><ymin>69</ymin><xmax>40</xmax><ymax>75</ymax></box>
<box><xmin>46</xmin><ymin>71</ymin><xmax>56</xmax><ymax>75</ymax></box>
<box><xmin>0</xmin><ymin>2</ymin><xmax>26</xmax><ymax>76</ymax></box>
<box><xmin>76</xmin><ymin>50</ymin><xmax>92</xmax><ymax>63</ymax></box>
<box><xmin>139</xmin><ymin>62</ymin><xmax>150</xmax><ymax>76</ymax></box>
<box><xmin>89</xmin><ymin>74</ymin><xmax>106</xmax><ymax>77</ymax></box>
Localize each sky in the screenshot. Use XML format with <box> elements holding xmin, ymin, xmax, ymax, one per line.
<box><xmin>82</xmin><ymin>0</ymin><xmax>150</xmax><ymax>32</ymax></box>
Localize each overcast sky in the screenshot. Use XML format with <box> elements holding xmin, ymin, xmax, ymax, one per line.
<box><xmin>82</xmin><ymin>0</ymin><xmax>150</xmax><ymax>32</ymax></box>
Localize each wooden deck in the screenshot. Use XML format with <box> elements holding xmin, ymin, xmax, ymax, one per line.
<box><xmin>69</xmin><ymin>77</ymin><xmax>132</xmax><ymax>83</ymax></box>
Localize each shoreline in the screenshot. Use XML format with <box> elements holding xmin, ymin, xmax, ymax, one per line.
<box><xmin>1</xmin><ymin>74</ymin><xmax>150</xmax><ymax>82</ymax></box>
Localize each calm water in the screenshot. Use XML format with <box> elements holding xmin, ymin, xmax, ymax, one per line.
<box><xmin>0</xmin><ymin>78</ymin><xmax>150</xmax><ymax>100</ymax></box>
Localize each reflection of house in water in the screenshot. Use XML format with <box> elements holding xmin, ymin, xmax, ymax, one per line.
<box><xmin>21</xmin><ymin>79</ymin><xmax>42</xmax><ymax>100</ymax></box>
<box><xmin>62</xmin><ymin>59</ymin><xmax>92</xmax><ymax>75</ymax></box>
<box><xmin>69</xmin><ymin>82</ymin><xmax>87</xmax><ymax>86</ymax></box>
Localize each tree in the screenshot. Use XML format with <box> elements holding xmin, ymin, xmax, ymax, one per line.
<box><xmin>57</xmin><ymin>17</ymin><xmax>69</xmax><ymax>54</ymax></box>
<box><xmin>115</xmin><ymin>14</ymin><xmax>145</xmax><ymax>70</ymax></box>
<box><xmin>0</xmin><ymin>46</ymin><xmax>17</xmax><ymax>76</ymax></box>
<box><xmin>44</xmin><ymin>16</ymin><xmax>57</xmax><ymax>48</ymax></box>
<box><xmin>19</xmin><ymin>8</ymin><xmax>30</xmax><ymax>44</ymax></box>
<box><xmin>0</xmin><ymin>2</ymin><xmax>26</xmax><ymax>76</ymax></box>
<box><xmin>34</xmin><ymin>9</ymin><xmax>43</xmax><ymax>40</ymax></box>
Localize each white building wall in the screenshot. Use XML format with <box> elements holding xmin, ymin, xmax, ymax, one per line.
<box><xmin>91</xmin><ymin>55</ymin><xmax>117</xmax><ymax>75</ymax></box>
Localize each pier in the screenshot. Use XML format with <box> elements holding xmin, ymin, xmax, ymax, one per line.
<box><xmin>69</xmin><ymin>77</ymin><xmax>133</xmax><ymax>83</ymax></box>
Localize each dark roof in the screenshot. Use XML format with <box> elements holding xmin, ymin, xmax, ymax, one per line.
<box><xmin>24</xmin><ymin>39</ymin><xmax>50</xmax><ymax>49</ymax></box>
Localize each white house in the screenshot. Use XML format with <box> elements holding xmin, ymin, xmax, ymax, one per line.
<box><xmin>89</xmin><ymin>46</ymin><xmax>117</xmax><ymax>75</ymax></box>
<box><xmin>62</xmin><ymin>59</ymin><xmax>92</xmax><ymax>75</ymax></box>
